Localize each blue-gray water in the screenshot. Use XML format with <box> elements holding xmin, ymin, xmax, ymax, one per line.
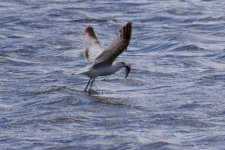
<box><xmin>1</xmin><ymin>0</ymin><xmax>225</xmax><ymax>149</ymax></box>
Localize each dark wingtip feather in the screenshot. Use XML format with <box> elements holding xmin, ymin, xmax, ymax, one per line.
<box><xmin>84</xmin><ymin>49</ymin><xmax>89</xmax><ymax>60</ymax></box>
<box><xmin>121</xmin><ymin>22</ymin><xmax>132</xmax><ymax>50</ymax></box>
<box><xmin>85</xmin><ymin>25</ymin><xmax>98</xmax><ymax>39</ymax></box>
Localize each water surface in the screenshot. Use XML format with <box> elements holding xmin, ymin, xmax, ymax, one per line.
<box><xmin>1</xmin><ymin>0</ymin><xmax>225</xmax><ymax>149</ymax></box>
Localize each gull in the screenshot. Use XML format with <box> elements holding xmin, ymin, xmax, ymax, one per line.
<box><xmin>79</xmin><ymin>22</ymin><xmax>132</xmax><ymax>92</ymax></box>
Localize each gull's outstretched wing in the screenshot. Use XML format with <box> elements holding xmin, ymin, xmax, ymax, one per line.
<box><xmin>84</xmin><ymin>25</ymin><xmax>104</xmax><ymax>63</ymax></box>
<box><xmin>93</xmin><ymin>22</ymin><xmax>132</xmax><ymax>67</ymax></box>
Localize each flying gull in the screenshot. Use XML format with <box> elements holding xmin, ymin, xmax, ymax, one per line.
<box><xmin>79</xmin><ymin>22</ymin><xmax>132</xmax><ymax>93</ymax></box>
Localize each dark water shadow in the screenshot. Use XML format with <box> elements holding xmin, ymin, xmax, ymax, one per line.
<box><xmin>50</xmin><ymin>116</ymin><xmax>87</xmax><ymax>123</ymax></box>
<box><xmin>66</xmin><ymin>87</ymin><xmax>141</xmax><ymax>110</ymax></box>
<box><xmin>140</xmin><ymin>141</ymin><xmax>179</xmax><ymax>150</ymax></box>
<box><xmin>24</xmin><ymin>85</ymin><xmax>142</xmax><ymax>113</ymax></box>
<box><xmin>151</xmin><ymin>113</ymin><xmax>213</xmax><ymax>128</ymax></box>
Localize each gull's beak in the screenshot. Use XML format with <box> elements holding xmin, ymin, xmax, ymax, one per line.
<box><xmin>124</xmin><ymin>64</ymin><xmax>131</xmax><ymax>78</ymax></box>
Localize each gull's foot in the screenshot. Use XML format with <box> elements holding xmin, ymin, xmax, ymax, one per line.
<box><xmin>88</xmin><ymin>89</ymin><xmax>98</xmax><ymax>95</ymax></box>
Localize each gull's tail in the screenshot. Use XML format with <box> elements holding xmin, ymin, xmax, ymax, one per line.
<box><xmin>75</xmin><ymin>68</ymin><xmax>89</xmax><ymax>77</ymax></box>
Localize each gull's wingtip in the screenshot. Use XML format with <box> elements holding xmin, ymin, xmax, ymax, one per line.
<box><xmin>121</xmin><ymin>21</ymin><xmax>132</xmax><ymax>50</ymax></box>
<box><xmin>85</xmin><ymin>25</ymin><xmax>93</xmax><ymax>32</ymax></box>
<box><xmin>85</xmin><ymin>25</ymin><xmax>98</xmax><ymax>40</ymax></box>
<box><xmin>127</xmin><ymin>21</ymin><xmax>132</xmax><ymax>26</ymax></box>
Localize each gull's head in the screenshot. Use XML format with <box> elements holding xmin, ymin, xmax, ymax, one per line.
<box><xmin>114</xmin><ymin>62</ymin><xmax>131</xmax><ymax>78</ymax></box>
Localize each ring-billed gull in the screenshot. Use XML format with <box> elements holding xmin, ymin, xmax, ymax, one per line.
<box><xmin>79</xmin><ymin>22</ymin><xmax>132</xmax><ymax>93</ymax></box>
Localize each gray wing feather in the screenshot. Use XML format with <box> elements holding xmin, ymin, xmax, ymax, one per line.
<box><xmin>93</xmin><ymin>22</ymin><xmax>132</xmax><ymax>67</ymax></box>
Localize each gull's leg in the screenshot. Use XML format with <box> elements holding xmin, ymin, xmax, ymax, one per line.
<box><xmin>88</xmin><ymin>78</ymin><xmax>95</xmax><ymax>92</ymax></box>
<box><xmin>84</xmin><ymin>78</ymin><xmax>91</xmax><ymax>92</ymax></box>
